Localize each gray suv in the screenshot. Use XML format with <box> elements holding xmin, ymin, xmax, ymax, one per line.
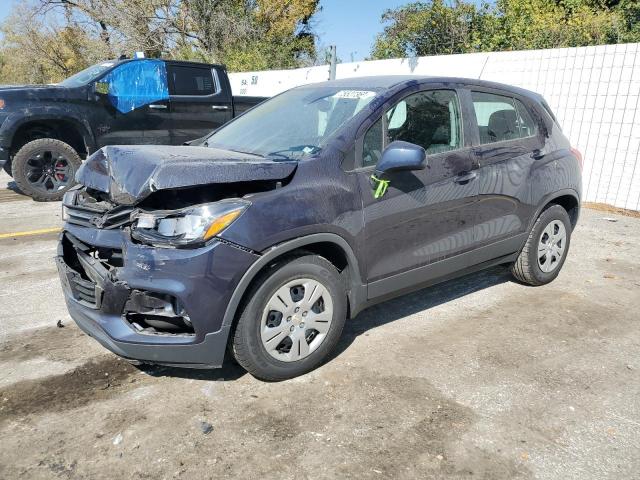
<box><xmin>57</xmin><ymin>76</ymin><xmax>582</xmax><ymax>380</ymax></box>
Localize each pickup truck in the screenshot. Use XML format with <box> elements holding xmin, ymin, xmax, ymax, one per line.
<box><xmin>0</xmin><ymin>58</ymin><xmax>265</xmax><ymax>200</ymax></box>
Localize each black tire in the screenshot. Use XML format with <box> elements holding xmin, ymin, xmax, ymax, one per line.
<box><xmin>12</xmin><ymin>138</ymin><xmax>81</xmax><ymax>201</ymax></box>
<box><xmin>232</xmin><ymin>255</ymin><xmax>347</xmax><ymax>381</ymax></box>
<box><xmin>512</xmin><ymin>204</ymin><xmax>572</xmax><ymax>286</ymax></box>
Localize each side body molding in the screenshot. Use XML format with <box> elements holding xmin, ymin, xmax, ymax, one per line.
<box><xmin>221</xmin><ymin>233</ymin><xmax>367</xmax><ymax>328</ymax></box>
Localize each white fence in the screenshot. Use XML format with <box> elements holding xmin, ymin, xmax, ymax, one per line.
<box><xmin>230</xmin><ymin>43</ymin><xmax>640</xmax><ymax>211</ymax></box>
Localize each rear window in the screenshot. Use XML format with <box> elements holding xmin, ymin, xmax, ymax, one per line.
<box><xmin>168</xmin><ymin>65</ymin><xmax>216</xmax><ymax>96</ymax></box>
<box><xmin>471</xmin><ymin>91</ymin><xmax>537</xmax><ymax>144</ymax></box>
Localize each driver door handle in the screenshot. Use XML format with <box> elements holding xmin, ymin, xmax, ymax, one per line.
<box><xmin>212</xmin><ymin>105</ymin><xmax>230</xmax><ymax>110</ymax></box>
<box><xmin>454</xmin><ymin>171</ymin><xmax>478</xmax><ymax>184</ymax></box>
<box><xmin>149</xmin><ymin>104</ymin><xmax>167</xmax><ymax>109</ymax></box>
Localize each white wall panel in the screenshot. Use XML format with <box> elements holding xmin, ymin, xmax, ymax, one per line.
<box><xmin>229</xmin><ymin>43</ymin><xmax>640</xmax><ymax>210</ymax></box>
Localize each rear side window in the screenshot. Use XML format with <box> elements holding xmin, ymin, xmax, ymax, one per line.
<box><xmin>386</xmin><ymin>89</ymin><xmax>461</xmax><ymax>155</ymax></box>
<box><xmin>471</xmin><ymin>91</ymin><xmax>537</xmax><ymax>144</ymax></box>
<box><xmin>168</xmin><ymin>65</ymin><xmax>216</xmax><ymax>96</ymax></box>
<box><xmin>513</xmin><ymin>98</ymin><xmax>537</xmax><ymax>138</ymax></box>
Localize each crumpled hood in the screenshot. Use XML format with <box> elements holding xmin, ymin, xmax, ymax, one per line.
<box><xmin>76</xmin><ymin>145</ymin><xmax>298</xmax><ymax>205</ymax></box>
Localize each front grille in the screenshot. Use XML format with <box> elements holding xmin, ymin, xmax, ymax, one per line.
<box><xmin>63</xmin><ymin>190</ymin><xmax>134</xmax><ymax>229</ymax></box>
<box><xmin>69</xmin><ymin>271</ymin><xmax>98</xmax><ymax>305</ymax></box>
<box><xmin>60</xmin><ymin>233</ymin><xmax>124</xmax><ymax>308</ymax></box>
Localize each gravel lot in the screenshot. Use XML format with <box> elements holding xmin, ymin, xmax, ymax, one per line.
<box><xmin>1</xmin><ymin>170</ymin><xmax>639</xmax><ymax>480</ymax></box>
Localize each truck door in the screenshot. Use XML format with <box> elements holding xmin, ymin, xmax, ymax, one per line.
<box><xmin>94</xmin><ymin>59</ymin><xmax>172</xmax><ymax>146</ymax></box>
<box><xmin>166</xmin><ymin>63</ymin><xmax>233</xmax><ymax>144</ymax></box>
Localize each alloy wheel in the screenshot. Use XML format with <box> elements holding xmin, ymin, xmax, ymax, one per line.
<box><xmin>24</xmin><ymin>150</ymin><xmax>72</xmax><ymax>194</ymax></box>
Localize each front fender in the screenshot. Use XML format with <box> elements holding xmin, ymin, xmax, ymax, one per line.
<box><xmin>0</xmin><ymin>108</ymin><xmax>96</xmax><ymax>152</ymax></box>
<box><xmin>221</xmin><ymin>233</ymin><xmax>367</xmax><ymax>329</ymax></box>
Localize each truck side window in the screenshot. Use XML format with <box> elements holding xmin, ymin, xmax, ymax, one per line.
<box><xmin>387</xmin><ymin>90</ymin><xmax>461</xmax><ymax>155</ymax></box>
<box><xmin>101</xmin><ymin>59</ymin><xmax>169</xmax><ymax>113</ymax></box>
<box><xmin>363</xmin><ymin>117</ymin><xmax>383</xmax><ymax>168</ymax></box>
<box><xmin>168</xmin><ymin>65</ymin><xmax>216</xmax><ymax>96</ymax></box>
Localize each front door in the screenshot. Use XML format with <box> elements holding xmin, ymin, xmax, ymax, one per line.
<box><xmin>468</xmin><ymin>90</ymin><xmax>544</xmax><ymax>249</ymax></box>
<box><xmin>355</xmin><ymin>88</ymin><xmax>480</xmax><ymax>298</ymax></box>
<box><xmin>94</xmin><ymin>59</ymin><xmax>173</xmax><ymax>146</ymax></box>
<box><xmin>166</xmin><ymin>63</ymin><xmax>233</xmax><ymax>144</ymax></box>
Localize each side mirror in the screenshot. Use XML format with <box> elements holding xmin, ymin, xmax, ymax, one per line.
<box><xmin>375</xmin><ymin>141</ymin><xmax>427</xmax><ymax>175</ymax></box>
<box><xmin>94</xmin><ymin>81</ymin><xmax>110</xmax><ymax>95</ymax></box>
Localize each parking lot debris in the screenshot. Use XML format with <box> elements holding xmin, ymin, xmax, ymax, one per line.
<box><xmin>56</xmin><ymin>320</ymin><xmax>64</xmax><ymax>328</ymax></box>
<box><xmin>199</xmin><ymin>421</ymin><xmax>213</xmax><ymax>435</ymax></box>
<box><xmin>112</xmin><ymin>433</ymin><xmax>123</xmax><ymax>445</ymax></box>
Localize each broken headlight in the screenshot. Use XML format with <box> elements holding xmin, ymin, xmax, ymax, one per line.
<box><xmin>131</xmin><ymin>199</ymin><xmax>249</xmax><ymax>247</ymax></box>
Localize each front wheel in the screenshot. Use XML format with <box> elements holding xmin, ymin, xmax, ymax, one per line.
<box><xmin>232</xmin><ymin>255</ymin><xmax>347</xmax><ymax>381</ymax></box>
<box><xmin>512</xmin><ymin>204</ymin><xmax>572</xmax><ymax>286</ymax></box>
<box><xmin>12</xmin><ymin>138</ymin><xmax>81</xmax><ymax>201</ymax></box>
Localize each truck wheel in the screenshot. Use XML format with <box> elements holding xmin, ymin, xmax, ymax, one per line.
<box><xmin>512</xmin><ymin>204</ymin><xmax>572</xmax><ymax>286</ymax></box>
<box><xmin>232</xmin><ymin>255</ymin><xmax>347</xmax><ymax>381</ymax></box>
<box><xmin>12</xmin><ymin>138</ymin><xmax>81</xmax><ymax>201</ymax></box>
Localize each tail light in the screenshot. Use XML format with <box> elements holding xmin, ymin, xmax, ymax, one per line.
<box><xmin>570</xmin><ymin>148</ymin><xmax>583</xmax><ymax>170</ymax></box>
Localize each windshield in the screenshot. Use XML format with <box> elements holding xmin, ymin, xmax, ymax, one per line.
<box><xmin>59</xmin><ymin>61</ymin><xmax>117</xmax><ymax>87</ymax></box>
<box><xmin>206</xmin><ymin>86</ymin><xmax>380</xmax><ymax>159</ymax></box>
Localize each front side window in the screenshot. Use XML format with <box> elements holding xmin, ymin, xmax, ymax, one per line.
<box><xmin>471</xmin><ymin>91</ymin><xmax>537</xmax><ymax>144</ymax></box>
<box><xmin>386</xmin><ymin>89</ymin><xmax>461</xmax><ymax>155</ymax></box>
<box><xmin>168</xmin><ymin>65</ymin><xmax>216</xmax><ymax>96</ymax></box>
<box><xmin>362</xmin><ymin>118</ymin><xmax>383</xmax><ymax>167</ymax></box>
<box><xmin>207</xmin><ymin>87</ymin><xmax>380</xmax><ymax>159</ymax></box>
<box><xmin>99</xmin><ymin>60</ymin><xmax>169</xmax><ymax>113</ymax></box>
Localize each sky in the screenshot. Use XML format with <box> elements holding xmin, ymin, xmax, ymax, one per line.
<box><xmin>315</xmin><ymin>0</ymin><xmax>409</xmax><ymax>61</ymax></box>
<box><xmin>0</xmin><ymin>0</ymin><xmax>468</xmax><ymax>62</ymax></box>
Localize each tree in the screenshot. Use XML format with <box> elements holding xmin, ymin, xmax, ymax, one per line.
<box><xmin>370</xmin><ymin>0</ymin><xmax>640</xmax><ymax>60</ymax></box>
<box><xmin>0</xmin><ymin>0</ymin><xmax>321</xmax><ymax>84</ymax></box>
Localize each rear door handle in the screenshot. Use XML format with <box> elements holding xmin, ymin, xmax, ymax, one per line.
<box><xmin>212</xmin><ymin>105</ymin><xmax>230</xmax><ymax>111</ymax></box>
<box><xmin>149</xmin><ymin>104</ymin><xmax>167</xmax><ymax>109</ymax></box>
<box><xmin>454</xmin><ymin>171</ymin><xmax>477</xmax><ymax>184</ymax></box>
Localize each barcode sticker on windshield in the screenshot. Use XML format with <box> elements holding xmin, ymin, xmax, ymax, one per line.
<box><xmin>333</xmin><ymin>90</ymin><xmax>376</xmax><ymax>100</ymax></box>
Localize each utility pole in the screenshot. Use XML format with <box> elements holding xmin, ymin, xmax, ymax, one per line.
<box><xmin>329</xmin><ymin>45</ymin><xmax>337</xmax><ymax>80</ymax></box>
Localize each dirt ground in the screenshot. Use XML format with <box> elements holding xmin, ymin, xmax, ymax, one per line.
<box><xmin>1</xmin><ymin>171</ymin><xmax>639</xmax><ymax>480</ymax></box>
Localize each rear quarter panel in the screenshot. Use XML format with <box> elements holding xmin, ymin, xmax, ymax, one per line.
<box><xmin>528</xmin><ymin>115</ymin><xmax>582</xmax><ymax>223</ymax></box>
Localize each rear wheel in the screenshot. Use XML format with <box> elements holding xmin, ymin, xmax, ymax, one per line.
<box><xmin>512</xmin><ymin>204</ymin><xmax>572</xmax><ymax>285</ymax></box>
<box><xmin>12</xmin><ymin>138</ymin><xmax>81</xmax><ymax>201</ymax></box>
<box><xmin>232</xmin><ymin>255</ymin><xmax>347</xmax><ymax>381</ymax></box>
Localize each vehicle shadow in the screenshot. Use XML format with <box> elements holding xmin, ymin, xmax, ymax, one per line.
<box><xmin>136</xmin><ymin>266</ymin><xmax>512</xmax><ymax>383</ymax></box>
<box><xmin>328</xmin><ymin>265</ymin><xmax>513</xmax><ymax>361</ymax></box>
<box><xmin>135</xmin><ymin>359</ymin><xmax>247</xmax><ymax>382</ymax></box>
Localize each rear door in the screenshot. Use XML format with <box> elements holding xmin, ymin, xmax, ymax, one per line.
<box><xmin>468</xmin><ymin>89</ymin><xmax>544</xmax><ymax>249</ymax></box>
<box><xmin>166</xmin><ymin>63</ymin><xmax>233</xmax><ymax>144</ymax></box>
<box><xmin>354</xmin><ymin>87</ymin><xmax>480</xmax><ymax>297</ymax></box>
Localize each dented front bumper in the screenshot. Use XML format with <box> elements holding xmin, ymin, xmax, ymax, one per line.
<box><xmin>57</xmin><ymin>223</ymin><xmax>259</xmax><ymax>368</ymax></box>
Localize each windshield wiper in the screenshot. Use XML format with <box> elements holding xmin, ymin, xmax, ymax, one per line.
<box><xmin>266</xmin><ymin>145</ymin><xmax>321</xmax><ymax>160</ymax></box>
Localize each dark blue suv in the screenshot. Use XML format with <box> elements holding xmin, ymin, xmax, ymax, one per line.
<box><xmin>57</xmin><ymin>76</ymin><xmax>582</xmax><ymax>380</ymax></box>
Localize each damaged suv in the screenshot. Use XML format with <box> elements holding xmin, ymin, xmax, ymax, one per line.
<box><xmin>57</xmin><ymin>76</ymin><xmax>582</xmax><ymax>380</ymax></box>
